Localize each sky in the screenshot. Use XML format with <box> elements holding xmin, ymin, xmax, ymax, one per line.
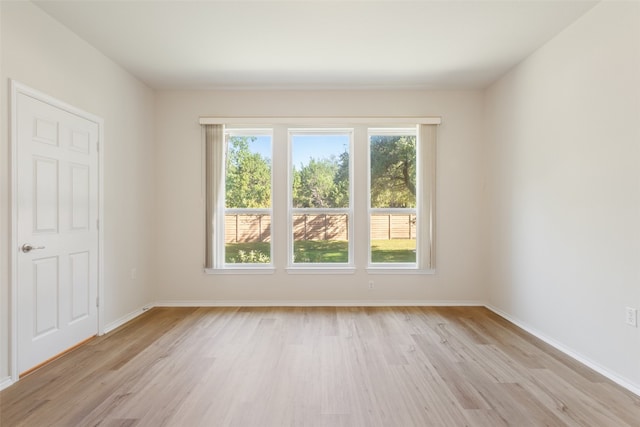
<box><xmin>244</xmin><ymin>134</ymin><xmax>350</xmax><ymax>167</ymax></box>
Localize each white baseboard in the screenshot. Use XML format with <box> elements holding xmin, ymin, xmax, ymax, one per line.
<box><xmin>103</xmin><ymin>304</ymin><xmax>154</xmax><ymax>334</ymax></box>
<box><xmin>0</xmin><ymin>376</ymin><xmax>14</xmax><ymax>391</ymax></box>
<box><xmin>152</xmin><ymin>300</ymin><xmax>485</xmax><ymax>307</ymax></box>
<box><xmin>485</xmin><ymin>304</ymin><xmax>640</xmax><ymax>397</ymax></box>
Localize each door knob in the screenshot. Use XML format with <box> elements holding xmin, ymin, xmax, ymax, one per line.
<box><xmin>21</xmin><ymin>244</ymin><xmax>45</xmax><ymax>253</ymax></box>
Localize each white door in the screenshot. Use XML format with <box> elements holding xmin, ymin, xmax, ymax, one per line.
<box><xmin>15</xmin><ymin>89</ymin><xmax>100</xmax><ymax>374</ymax></box>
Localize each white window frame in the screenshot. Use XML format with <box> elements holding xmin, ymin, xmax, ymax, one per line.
<box><xmin>211</xmin><ymin>128</ymin><xmax>275</xmax><ymax>272</ymax></box>
<box><xmin>287</xmin><ymin>128</ymin><xmax>355</xmax><ymax>273</ymax></box>
<box><xmin>367</xmin><ymin>126</ymin><xmax>435</xmax><ymax>273</ymax></box>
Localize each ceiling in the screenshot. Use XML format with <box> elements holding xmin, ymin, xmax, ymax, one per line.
<box><xmin>33</xmin><ymin>0</ymin><xmax>599</xmax><ymax>90</ymax></box>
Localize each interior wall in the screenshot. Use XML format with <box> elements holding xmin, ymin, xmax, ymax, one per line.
<box><xmin>485</xmin><ymin>1</ymin><xmax>640</xmax><ymax>390</ymax></box>
<box><xmin>0</xmin><ymin>1</ymin><xmax>156</xmax><ymax>382</ymax></box>
<box><xmin>154</xmin><ymin>89</ymin><xmax>486</xmax><ymax>304</ymax></box>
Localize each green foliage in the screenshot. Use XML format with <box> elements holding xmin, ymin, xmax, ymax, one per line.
<box><xmin>370</xmin><ymin>135</ymin><xmax>416</xmax><ymax>208</ymax></box>
<box><xmin>224</xmin><ymin>134</ymin><xmax>416</xmax><ymax>210</ymax></box>
<box><xmin>292</xmin><ymin>152</ymin><xmax>349</xmax><ymax>208</ymax></box>
<box><xmin>230</xmin><ymin>249</ymin><xmax>270</xmax><ymax>264</ymax></box>
<box><xmin>332</xmin><ymin>151</ymin><xmax>350</xmax><ymax>208</ymax></box>
<box><xmin>226</xmin><ymin>136</ymin><xmax>271</xmax><ymax>208</ymax></box>
<box><xmin>225</xmin><ymin>242</ymin><xmax>270</xmax><ymax>263</ymax></box>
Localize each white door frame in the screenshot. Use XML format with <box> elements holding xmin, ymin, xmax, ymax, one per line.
<box><xmin>9</xmin><ymin>80</ymin><xmax>105</xmax><ymax>383</ymax></box>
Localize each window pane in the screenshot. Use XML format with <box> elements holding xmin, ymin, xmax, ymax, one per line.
<box><xmin>225</xmin><ymin>133</ymin><xmax>272</xmax><ymax>265</ymax></box>
<box><xmin>226</xmin><ymin>135</ymin><xmax>271</xmax><ymax>209</ymax></box>
<box><xmin>370</xmin><ymin>132</ymin><xmax>417</xmax><ymax>264</ymax></box>
<box><xmin>293</xmin><ymin>214</ymin><xmax>348</xmax><ymax>263</ymax></box>
<box><xmin>291</xmin><ymin>132</ymin><xmax>351</xmax><ymax>265</ymax></box>
<box><xmin>370</xmin><ymin>214</ymin><xmax>416</xmax><ymax>263</ymax></box>
<box><xmin>370</xmin><ymin>134</ymin><xmax>416</xmax><ymax>208</ymax></box>
<box><xmin>291</xmin><ymin>134</ymin><xmax>350</xmax><ymax>208</ymax></box>
<box><xmin>225</xmin><ymin>214</ymin><xmax>271</xmax><ymax>263</ymax></box>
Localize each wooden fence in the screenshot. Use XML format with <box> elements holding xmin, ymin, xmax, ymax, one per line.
<box><xmin>225</xmin><ymin>215</ymin><xmax>271</xmax><ymax>243</ymax></box>
<box><xmin>225</xmin><ymin>213</ymin><xmax>415</xmax><ymax>243</ymax></box>
<box><xmin>370</xmin><ymin>214</ymin><xmax>416</xmax><ymax>240</ymax></box>
<box><xmin>293</xmin><ymin>214</ymin><xmax>348</xmax><ymax>241</ymax></box>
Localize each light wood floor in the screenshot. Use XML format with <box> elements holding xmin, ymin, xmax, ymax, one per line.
<box><xmin>1</xmin><ymin>307</ymin><xmax>639</xmax><ymax>426</ymax></box>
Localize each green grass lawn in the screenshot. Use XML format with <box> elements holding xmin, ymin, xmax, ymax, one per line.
<box><xmin>225</xmin><ymin>239</ymin><xmax>416</xmax><ymax>263</ymax></box>
<box><xmin>293</xmin><ymin>240</ymin><xmax>348</xmax><ymax>263</ymax></box>
<box><xmin>370</xmin><ymin>239</ymin><xmax>416</xmax><ymax>263</ymax></box>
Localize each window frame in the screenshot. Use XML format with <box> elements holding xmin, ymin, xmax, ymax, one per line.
<box><xmin>215</xmin><ymin>127</ymin><xmax>275</xmax><ymax>271</ymax></box>
<box><xmin>367</xmin><ymin>127</ymin><xmax>420</xmax><ymax>270</ymax></box>
<box><xmin>202</xmin><ymin>117</ymin><xmax>439</xmax><ymax>276</ymax></box>
<box><xmin>366</xmin><ymin>124</ymin><xmax>436</xmax><ymax>274</ymax></box>
<box><xmin>287</xmin><ymin>128</ymin><xmax>355</xmax><ymax>272</ymax></box>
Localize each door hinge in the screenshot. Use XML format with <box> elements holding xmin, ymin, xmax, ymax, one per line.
<box><xmin>96</xmin><ymin>219</ymin><xmax>99</xmax><ymax>230</ymax></box>
<box><xmin>96</xmin><ymin>297</ymin><xmax>99</xmax><ymax>308</ymax></box>
<box><xmin>96</xmin><ymin>141</ymin><xmax>100</xmax><ymax>152</ymax></box>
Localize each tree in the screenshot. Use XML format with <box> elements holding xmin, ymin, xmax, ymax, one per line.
<box><xmin>225</xmin><ymin>136</ymin><xmax>271</xmax><ymax>208</ymax></box>
<box><xmin>293</xmin><ymin>157</ymin><xmax>339</xmax><ymax>208</ymax></box>
<box><xmin>331</xmin><ymin>150</ymin><xmax>350</xmax><ymax>208</ymax></box>
<box><xmin>370</xmin><ymin>135</ymin><xmax>416</xmax><ymax>208</ymax></box>
<box><xmin>292</xmin><ymin>151</ymin><xmax>350</xmax><ymax>208</ymax></box>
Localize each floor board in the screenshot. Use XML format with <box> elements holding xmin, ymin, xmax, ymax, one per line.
<box><xmin>1</xmin><ymin>306</ymin><xmax>638</xmax><ymax>426</ymax></box>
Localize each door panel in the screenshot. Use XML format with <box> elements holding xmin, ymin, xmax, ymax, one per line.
<box><xmin>69</xmin><ymin>130</ymin><xmax>90</xmax><ymax>154</ymax></box>
<box><xmin>33</xmin><ymin>117</ymin><xmax>58</xmax><ymax>146</ymax></box>
<box><xmin>34</xmin><ymin>157</ymin><xmax>59</xmax><ymax>233</ymax></box>
<box><xmin>17</xmin><ymin>92</ymin><xmax>99</xmax><ymax>374</ymax></box>
<box><xmin>70</xmin><ymin>164</ymin><xmax>90</xmax><ymax>230</ymax></box>
<box><xmin>69</xmin><ymin>251</ymin><xmax>90</xmax><ymax>322</ymax></box>
<box><xmin>33</xmin><ymin>256</ymin><xmax>59</xmax><ymax>337</ymax></box>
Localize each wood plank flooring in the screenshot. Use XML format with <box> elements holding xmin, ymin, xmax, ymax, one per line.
<box><xmin>1</xmin><ymin>306</ymin><xmax>639</xmax><ymax>426</ymax></box>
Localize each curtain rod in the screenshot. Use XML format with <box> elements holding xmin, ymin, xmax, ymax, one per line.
<box><xmin>199</xmin><ymin>116</ymin><xmax>442</xmax><ymax>125</ymax></box>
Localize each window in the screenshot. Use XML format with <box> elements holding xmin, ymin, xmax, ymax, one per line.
<box><xmin>204</xmin><ymin>125</ymin><xmax>273</xmax><ymax>270</ymax></box>
<box><xmin>203</xmin><ymin>119</ymin><xmax>438</xmax><ymax>274</ymax></box>
<box><xmin>224</xmin><ymin>130</ymin><xmax>273</xmax><ymax>265</ymax></box>
<box><xmin>289</xmin><ymin>130</ymin><xmax>353</xmax><ymax>267</ymax></box>
<box><xmin>369</xmin><ymin>129</ymin><xmax>417</xmax><ymax>266</ymax></box>
<box><xmin>367</xmin><ymin>124</ymin><xmax>436</xmax><ymax>271</ymax></box>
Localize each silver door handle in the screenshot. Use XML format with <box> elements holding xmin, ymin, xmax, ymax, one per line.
<box><xmin>21</xmin><ymin>244</ymin><xmax>45</xmax><ymax>253</ymax></box>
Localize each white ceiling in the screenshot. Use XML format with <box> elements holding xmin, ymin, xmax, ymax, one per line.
<box><xmin>33</xmin><ymin>0</ymin><xmax>598</xmax><ymax>90</ymax></box>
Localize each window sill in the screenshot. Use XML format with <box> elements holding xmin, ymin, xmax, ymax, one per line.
<box><xmin>286</xmin><ymin>266</ymin><xmax>356</xmax><ymax>275</ymax></box>
<box><xmin>366</xmin><ymin>267</ymin><xmax>435</xmax><ymax>275</ymax></box>
<box><xmin>205</xmin><ymin>267</ymin><xmax>276</xmax><ymax>275</ymax></box>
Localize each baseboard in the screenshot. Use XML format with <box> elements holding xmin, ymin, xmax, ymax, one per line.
<box><xmin>152</xmin><ymin>300</ymin><xmax>485</xmax><ymax>307</ymax></box>
<box><xmin>485</xmin><ymin>304</ymin><xmax>640</xmax><ymax>397</ymax></box>
<box><xmin>103</xmin><ymin>304</ymin><xmax>154</xmax><ymax>334</ymax></box>
<box><xmin>0</xmin><ymin>376</ymin><xmax>14</xmax><ymax>391</ymax></box>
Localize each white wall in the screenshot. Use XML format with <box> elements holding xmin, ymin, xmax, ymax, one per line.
<box><xmin>485</xmin><ymin>1</ymin><xmax>640</xmax><ymax>391</ymax></box>
<box><xmin>0</xmin><ymin>2</ymin><xmax>156</xmax><ymax>382</ymax></box>
<box><xmin>154</xmin><ymin>90</ymin><xmax>486</xmax><ymax>304</ymax></box>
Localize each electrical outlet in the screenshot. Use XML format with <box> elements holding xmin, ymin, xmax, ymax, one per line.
<box><xmin>625</xmin><ymin>307</ymin><xmax>637</xmax><ymax>327</ymax></box>
<box><xmin>131</xmin><ymin>268</ymin><xmax>137</xmax><ymax>280</ymax></box>
<box><xmin>368</xmin><ymin>280</ymin><xmax>374</xmax><ymax>290</ymax></box>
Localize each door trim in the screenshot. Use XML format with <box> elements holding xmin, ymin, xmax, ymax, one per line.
<box><xmin>9</xmin><ymin>80</ymin><xmax>105</xmax><ymax>383</ymax></box>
